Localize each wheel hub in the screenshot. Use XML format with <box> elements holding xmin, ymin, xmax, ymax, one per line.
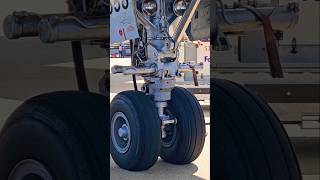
<box><xmin>8</xmin><ymin>159</ymin><xmax>53</xmax><ymax>180</ymax></box>
<box><xmin>161</xmin><ymin>109</ymin><xmax>177</xmax><ymax>147</ymax></box>
<box><xmin>111</xmin><ymin>112</ymin><xmax>131</xmax><ymax>154</ymax></box>
<box><xmin>118</xmin><ymin>124</ymin><xmax>129</xmax><ymax>140</ymax></box>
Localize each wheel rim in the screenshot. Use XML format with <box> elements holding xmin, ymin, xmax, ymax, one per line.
<box><xmin>8</xmin><ymin>159</ymin><xmax>53</xmax><ymax>180</ymax></box>
<box><xmin>162</xmin><ymin>110</ymin><xmax>177</xmax><ymax>148</ymax></box>
<box><xmin>111</xmin><ymin>112</ymin><xmax>131</xmax><ymax>154</ymax></box>
<box><xmin>162</xmin><ymin>124</ymin><xmax>177</xmax><ymax>148</ymax></box>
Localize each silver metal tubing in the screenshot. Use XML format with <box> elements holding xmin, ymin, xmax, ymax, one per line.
<box><xmin>3</xmin><ymin>13</ymin><xmax>41</xmax><ymax>39</ymax></box>
<box><xmin>178</xmin><ymin>63</ymin><xmax>204</xmax><ymax>72</ymax></box>
<box><xmin>111</xmin><ymin>65</ymin><xmax>156</xmax><ymax>75</ymax></box>
<box><xmin>188</xmin><ymin>3</ymin><xmax>299</xmax><ymax>40</ymax></box>
<box><xmin>3</xmin><ymin>11</ymin><xmax>108</xmax><ymax>43</ymax></box>
<box><xmin>173</xmin><ymin>0</ymin><xmax>201</xmax><ymax>44</ymax></box>
<box><xmin>136</xmin><ymin>11</ymin><xmax>157</xmax><ymax>31</ymax></box>
<box><xmin>3</xmin><ymin>12</ymin><xmax>77</xmax><ymax>39</ymax></box>
<box><xmin>217</xmin><ymin>5</ymin><xmax>299</xmax><ymax>33</ymax></box>
<box><xmin>38</xmin><ymin>16</ymin><xmax>108</xmax><ymax>43</ymax></box>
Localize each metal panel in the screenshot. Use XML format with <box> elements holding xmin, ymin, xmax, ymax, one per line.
<box><xmin>245</xmin><ymin>84</ymin><xmax>320</xmax><ymax>103</ymax></box>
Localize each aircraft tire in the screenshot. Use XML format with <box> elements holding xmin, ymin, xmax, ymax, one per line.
<box><xmin>212</xmin><ymin>79</ymin><xmax>302</xmax><ymax>180</ymax></box>
<box><xmin>160</xmin><ymin>87</ymin><xmax>206</xmax><ymax>164</ymax></box>
<box><xmin>110</xmin><ymin>90</ymin><xmax>161</xmax><ymax>171</ymax></box>
<box><xmin>0</xmin><ymin>91</ymin><xmax>108</xmax><ymax>180</ymax></box>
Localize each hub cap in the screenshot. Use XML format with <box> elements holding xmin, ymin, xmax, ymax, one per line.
<box><xmin>8</xmin><ymin>159</ymin><xmax>53</xmax><ymax>180</ymax></box>
<box><xmin>111</xmin><ymin>112</ymin><xmax>131</xmax><ymax>154</ymax></box>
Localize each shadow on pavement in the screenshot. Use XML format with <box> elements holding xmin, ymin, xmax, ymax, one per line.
<box><xmin>111</xmin><ymin>158</ymin><xmax>206</xmax><ymax>180</ymax></box>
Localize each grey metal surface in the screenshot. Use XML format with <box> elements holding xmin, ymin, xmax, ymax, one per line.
<box><xmin>244</xmin><ymin>84</ymin><xmax>320</xmax><ymax>103</ymax></box>
<box><xmin>239</xmin><ymin>31</ymin><xmax>320</xmax><ymax>63</ymax></box>
<box><xmin>3</xmin><ymin>12</ymin><xmax>108</xmax><ymax>43</ymax></box>
<box><xmin>0</xmin><ymin>0</ymin><xmax>68</xmax><ymax>36</ymax></box>
<box><xmin>111</xmin><ymin>112</ymin><xmax>131</xmax><ymax>154</ymax></box>
<box><xmin>38</xmin><ymin>16</ymin><xmax>108</xmax><ymax>43</ymax></box>
<box><xmin>216</xmin><ymin>4</ymin><xmax>299</xmax><ymax>33</ymax></box>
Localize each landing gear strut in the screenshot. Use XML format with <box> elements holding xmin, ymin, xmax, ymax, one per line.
<box><xmin>110</xmin><ymin>0</ymin><xmax>206</xmax><ymax>171</ymax></box>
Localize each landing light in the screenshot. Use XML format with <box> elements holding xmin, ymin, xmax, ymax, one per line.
<box><xmin>173</xmin><ymin>0</ymin><xmax>188</xmax><ymax>16</ymax></box>
<box><xmin>142</xmin><ymin>0</ymin><xmax>158</xmax><ymax>16</ymax></box>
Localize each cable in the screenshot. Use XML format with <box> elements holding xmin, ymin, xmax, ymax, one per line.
<box><xmin>130</xmin><ymin>39</ymin><xmax>139</xmax><ymax>91</ymax></box>
<box><xmin>132</xmin><ymin>75</ymin><xmax>138</xmax><ymax>91</ymax></box>
<box><xmin>217</xmin><ymin>0</ymin><xmax>236</xmax><ymax>25</ymax></box>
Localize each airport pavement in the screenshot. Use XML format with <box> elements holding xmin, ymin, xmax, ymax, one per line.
<box><xmin>0</xmin><ymin>51</ymin><xmax>318</xmax><ymax>179</ymax></box>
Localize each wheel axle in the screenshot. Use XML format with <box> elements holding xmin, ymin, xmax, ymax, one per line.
<box><xmin>118</xmin><ymin>124</ymin><xmax>129</xmax><ymax>140</ymax></box>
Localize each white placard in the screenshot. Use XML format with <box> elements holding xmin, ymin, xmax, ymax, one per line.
<box><xmin>110</xmin><ymin>0</ymin><xmax>139</xmax><ymax>43</ymax></box>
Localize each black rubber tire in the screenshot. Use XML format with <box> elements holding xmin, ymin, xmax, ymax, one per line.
<box><xmin>0</xmin><ymin>91</ymin><xmax>108</xmax><ymax>180</ymax></box>
<box><xmin>212</xmin><ymin>79</ymin><xmax>302</xmax><ymax>180</ymax></box>
<box><xmin>99</xmin><ymin>73</ymin><xmax>108</xmax><ymax>96</ymax></box>
<box><xmin>160</xmin><ymin>87</ymin><xmax>206</xmax><ymax>164</ymax></box>
<box><xmin>110</xmin><ymin>91</ymin><xmax>161</xmax><ymax>171</ymax></box>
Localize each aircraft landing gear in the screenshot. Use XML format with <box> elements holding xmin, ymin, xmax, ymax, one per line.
<box><xmin>110</xmin><ymin>87</ymin><xmax>206</xmax><ymax>171</ymax></box>
<box><xmin>110</xmin><ymin>0</ymin><xmax>206</xmax><ymax>171</ymax></box>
